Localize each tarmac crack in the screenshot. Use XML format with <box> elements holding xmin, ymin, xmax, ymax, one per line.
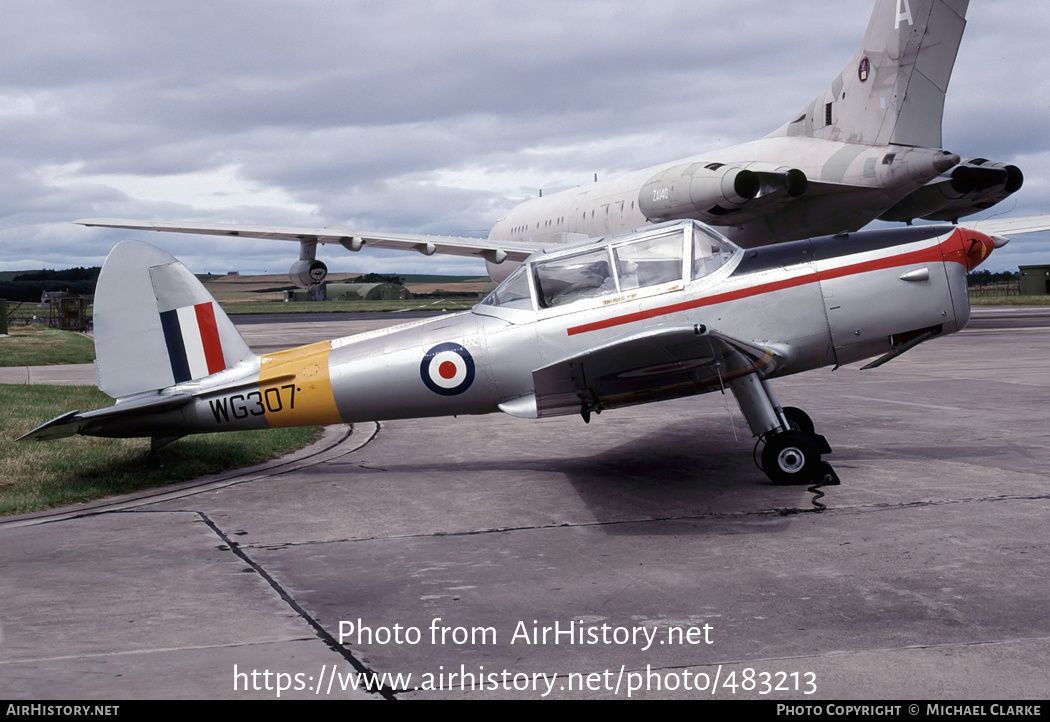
<box><xmin>195</xmin><ymin>510</ymin><xmax>398</xmax><ymax>700</ymax></box>
<box><xmin>357</xmin><ymin>463</ymin><xmax>389</xmax><ymax>472</ymax></box>
<box><xmin>238</xmin><ymin>491</ymin><xmax>1050</xmax><ymax>550</ymax></box>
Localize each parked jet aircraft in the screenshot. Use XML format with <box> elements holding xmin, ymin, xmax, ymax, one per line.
<box><xmin>20</xmin><ymin>219</ymin><xmax>1007</xmax><ymax>485</ymax></box>
<box><xmin>77</xmin><ymin>0</ymin><xmax>1024</xmax><ymax>285</ymax></box>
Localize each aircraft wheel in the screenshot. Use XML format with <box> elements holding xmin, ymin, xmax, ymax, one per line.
<box><xmin>761</xmin><ymin>430</ymin><xmax>822</xmax><ymax>485</ymax></box>
<box><xmin>782</xmin><ymin>406</ymin><xmax>815</xmax><ymax>436</ymax></box>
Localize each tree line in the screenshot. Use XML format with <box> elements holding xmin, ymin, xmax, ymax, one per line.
<box><xmin>0</xmin><ymin>267</ymin><xmax>101</xmax><ymax>302</ymax></box>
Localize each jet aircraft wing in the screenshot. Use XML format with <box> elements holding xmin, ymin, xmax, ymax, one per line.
<box><xmin>960</xmin><ymin>215</ymin><xmax>1050</xmax><ymax>239</ymax></box>
<box><xmin>499</xmin><ymin>324</ymin><xmax>782</xmax><ymax>421</ymax></box>
<box><xmin>75</xmin><ymin>218</ymin><xmax>540</xmax><ymax>265</ymax></box>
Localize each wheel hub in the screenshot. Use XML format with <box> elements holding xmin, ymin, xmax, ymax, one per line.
<box><xmin>777</xmin><ymin>446</ymin><xmax>805</xmax><ymax>473</ymax></box>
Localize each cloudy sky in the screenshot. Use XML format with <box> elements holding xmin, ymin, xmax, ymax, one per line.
<box><xmin>2</xmin><ymin>1</ymin><xmax>1048</xmax><ymax>277</ymax></box>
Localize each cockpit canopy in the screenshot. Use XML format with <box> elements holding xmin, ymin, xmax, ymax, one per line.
<box><xmin>479</xmin><ymin>220</ymin><xmax>739</xmax><ymax>313</ymax></box>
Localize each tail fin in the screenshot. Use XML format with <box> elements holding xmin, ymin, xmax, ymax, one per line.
<box><xmin>93</xmin><ymin>240</ymin><xmax>253</xmax><ymax>398</ymax></box>
<box><xmin>769</xmin><ymin>0</ymin><xmax>968</xmax><ymax>148</ymax></box>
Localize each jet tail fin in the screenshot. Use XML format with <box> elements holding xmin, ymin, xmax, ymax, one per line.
<box><xmin>769</xmin><ymin>0</ymin><xmax>968</xmax><ymax>148</ymax></box>
<box><xmin>93</xmin><ymin>240</ymin><xmax>254</xmax><ymax>398</ymax></box>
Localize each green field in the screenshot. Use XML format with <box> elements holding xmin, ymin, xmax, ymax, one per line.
<box><xmin>0</xmin><ymin>325</ymin><xmax>95</xmax><ymax>367</ymax></box>
<box><xmin>4</xmin><ymin>302</ymin><xmax>83</xmax><ymax>322</ymax></box>
<box><xmin>219</xmin><ymin>298</ymin><xmax>478</xmax><ymax>314</ymax></box>
<box><xmin>969</xmin><ymin>295</ymin><xmax>1050</xmax><ymax>306</ymax></box>
<box><xmin>1</xmin><ymin>384</ymin><xmax>322</xmax><ymax>516</ymax></box>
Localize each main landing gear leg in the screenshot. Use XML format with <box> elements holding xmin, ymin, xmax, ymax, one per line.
<box><xmin>729</xmin><ymin>373</ymin><xmax>837</xmax><ymax>485</ymax></box>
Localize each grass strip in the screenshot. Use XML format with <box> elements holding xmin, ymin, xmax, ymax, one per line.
<box><xmin>217</xmin><ymin>298</ymin><xmax>477</xmax><ymax>314</ymax></box>
<box><xmin>0</xmin><ymin>326</ymin><xmax>95</xmax><ymax>367</ymax></box>
<box><xmin>969</xmin><ymin>295</ymin><xmax>1050</xmax><ymax>306</ymax></box>
<box><xmin>1</xmin><ymin>384</ymin><xmax>321</xmax><ymax>516</ymax></box>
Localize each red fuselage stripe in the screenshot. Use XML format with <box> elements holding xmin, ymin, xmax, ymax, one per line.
<box><xmin>566</xmin><ymin>242</ymin><xmax>949</xmax><ymax>337</ymax></box>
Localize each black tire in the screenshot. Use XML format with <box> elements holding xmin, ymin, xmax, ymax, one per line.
<box><xmin>782</xmin><ymin>406</ymin><xmax>815</xmax><ymax>436</ymax></box>
<box><xmin>761</xmin><ymin>430</ymin><xmax>822</xmax><ymax>485</ymax></box>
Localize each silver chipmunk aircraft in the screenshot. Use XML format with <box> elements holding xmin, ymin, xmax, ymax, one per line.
<box><xmin>77</xmin><ymin>0</ymin><xmax>1028</xmax><ymax>285</ymax></box>
<box><xmin>20</xmin><ymin>219</ymin><xmax>1008</xmax><ymax>485</ymax></box>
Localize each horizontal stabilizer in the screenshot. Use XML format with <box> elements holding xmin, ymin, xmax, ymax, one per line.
<box><xmin>17</xmin><ymin>410</ymin><xmax>85</xmax><ymax>442</ymax></box>
<box><xmin>18</xmin><ymin>394</ymin><xmax>194</xmax><ymax>442</ymax></box>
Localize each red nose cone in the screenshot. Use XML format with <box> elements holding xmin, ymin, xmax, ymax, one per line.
<box><xmin>942</xmin><ymin>228</ymin><xmax>998</xmax><ymax>271</ymax></box>
<box><xmin>962</xmin><ymin>230</ymin><xmax>996</xmax><ymax>271</ymax></box>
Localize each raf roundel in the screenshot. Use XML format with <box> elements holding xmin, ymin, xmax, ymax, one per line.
<box><xmin>420</xmin><ymin>342</ymin><xmax>476</xmax><ymax>396</ymax></box>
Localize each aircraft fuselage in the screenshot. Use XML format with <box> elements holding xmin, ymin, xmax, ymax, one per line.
<box><xmin>488</xmin><ymin>137</ymin><xmax>959</xmax><ymax>273</ymax></box>
<box><xmin>68</xmin><ymin>221</ymin><xmax>989</xmax><ymax>441</ymax></box>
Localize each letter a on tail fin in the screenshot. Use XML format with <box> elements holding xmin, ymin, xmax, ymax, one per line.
<box><xmin>770</xmin><ymin>0</ymin><xmax>968</xmax><ymax>148</ymax></box>
<box><xmin>93</xmin><ymin>240</ymin><xmax>254</xmax><ymax>398</ymax></box>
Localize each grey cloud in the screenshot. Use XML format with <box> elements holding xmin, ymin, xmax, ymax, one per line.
<box><xmin>1</xmin><ymin>1</ymin><xmax>1048</xmax><ymax>276</ymax></box>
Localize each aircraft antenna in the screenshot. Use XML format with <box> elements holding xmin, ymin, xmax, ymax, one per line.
<box><xmin>714</xmin><ymin>361</ymin><xmax>738</xmax><ymax>442</ymax></box>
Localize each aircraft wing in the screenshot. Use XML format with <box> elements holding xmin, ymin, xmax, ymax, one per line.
<box><xmin>960</xmin><ymin>215</ymin><xmax>1050</xmax><ymax>239</ymax></box>
<box><xmin>75</xmin><ymin>218</ymin><xmax>541</xmax><ymax>265</ymax></box>
<box><xmin>499</xmin><ymin>323</ymin><xmax>783</xmax><ymax>420</ymax></box>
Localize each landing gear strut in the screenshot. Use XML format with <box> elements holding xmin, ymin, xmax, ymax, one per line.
<box><xmin>729</xmin><ymin>372</ymin><xmax>838</xmax><ymax>485</ymax></box>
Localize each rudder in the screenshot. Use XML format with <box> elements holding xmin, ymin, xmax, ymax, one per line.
<box><xmin>93</xmin><ymin>240</ymin><xmax>254</xmax><ymax>398</ymax></box>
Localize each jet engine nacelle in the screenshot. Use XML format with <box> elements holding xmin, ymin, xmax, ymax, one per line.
<box><xmin>289</xmin><ymin>259</ymin><xmax>328</xmax><ymax>288</ymax></box>
<box><xmin>947</xmin><ymin>159</ymin><xmax>1024</xmax><ymax>196</ymax></box>
<box><xmin>639</xmin><ymin>162</ymin><xmax>807</xmax><ymax>223</ymax></box>
<box><xmin>879</xmin><ymin>158</ymin><xmax>1024</xmax><ymax>224</ymax></box>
